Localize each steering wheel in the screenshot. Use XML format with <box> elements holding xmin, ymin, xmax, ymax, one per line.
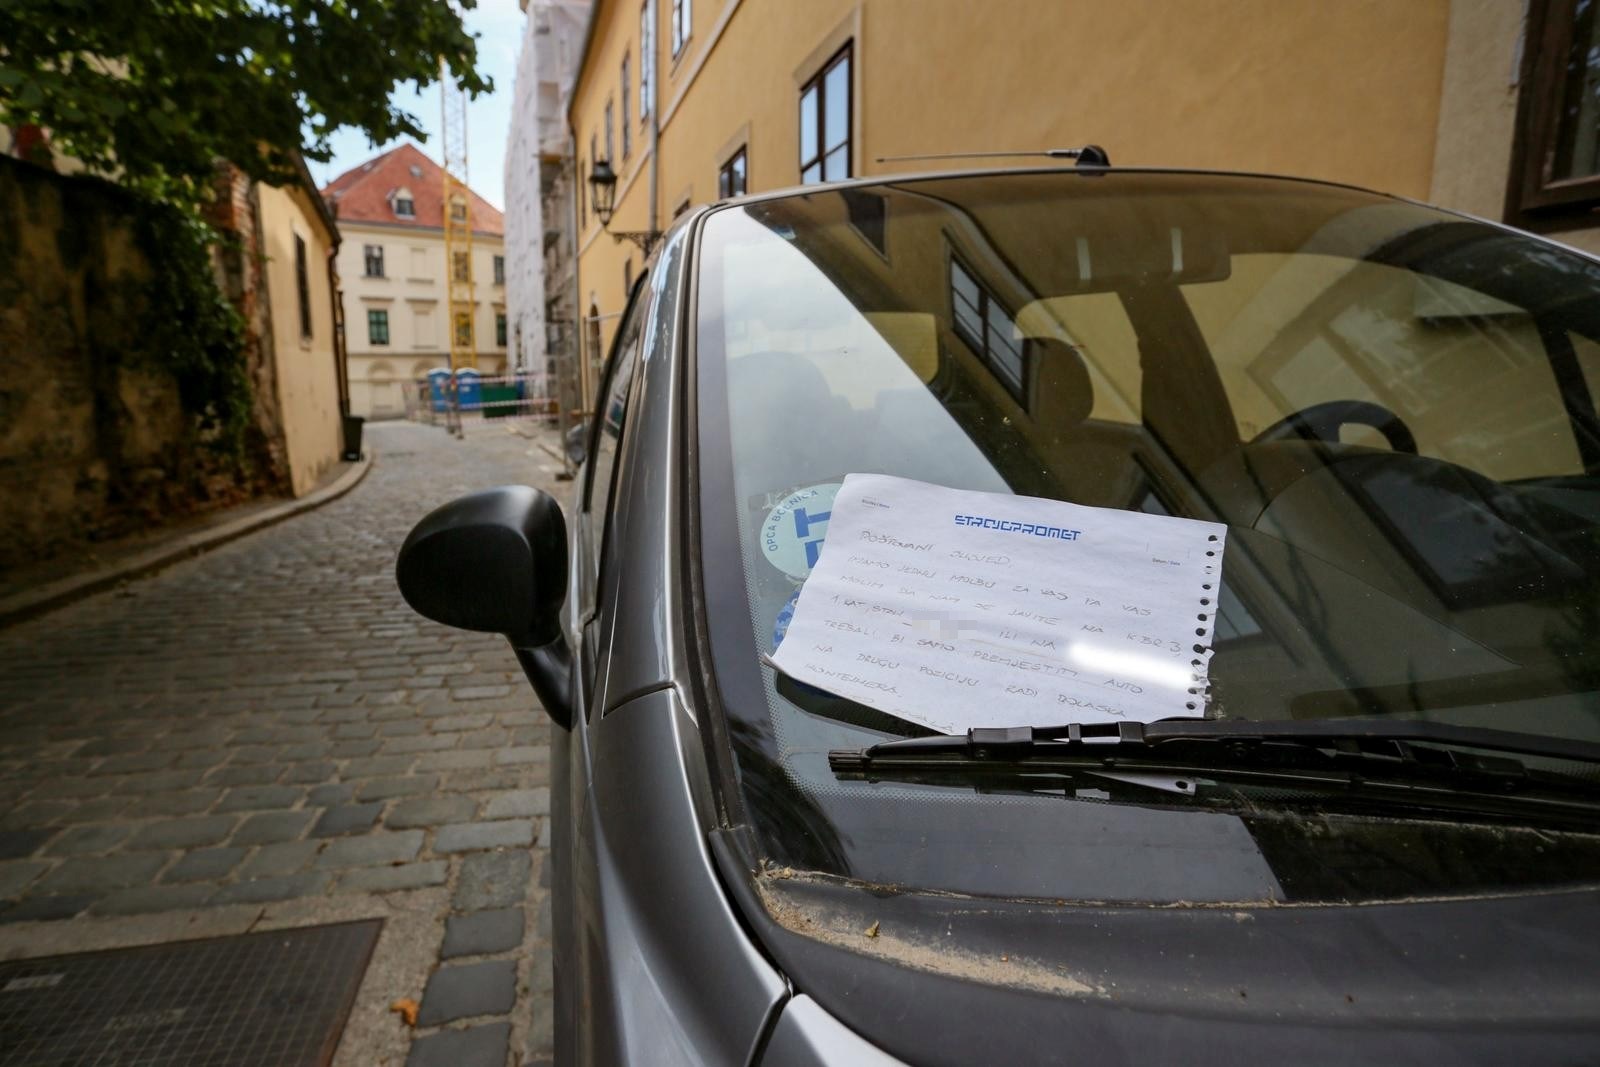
<box><xmin>1250</xmin><ymin>399</ymin><xmax>1418</xmax><ymax>453</ymax></box>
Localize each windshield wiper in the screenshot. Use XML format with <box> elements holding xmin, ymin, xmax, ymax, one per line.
<box><xmin>829</xmin><ymin>717</ymin><xmax>1600</xmax><ymax>791</ymax></box>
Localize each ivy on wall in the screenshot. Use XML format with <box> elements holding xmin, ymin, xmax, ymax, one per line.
<box><xmin>133</xmin><ymin>202</ymin><xmax>250</xmax><ymax>459</ymax></box>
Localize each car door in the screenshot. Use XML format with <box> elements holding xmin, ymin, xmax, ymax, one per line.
<box><xmin>554</xmin><ymin>273</ymin><xmax>651</xmax><ymax>1066</ymax></box>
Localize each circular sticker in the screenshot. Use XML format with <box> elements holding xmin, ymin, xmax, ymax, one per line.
<box><xmin>772</xmin><ymin>588</ymin><xmax>801</xmax><ymax>651</ymax></box>
<box><xmin>760</xmin><ymin>483</ymin><xmax>841</xmax><ymax>579</ymax></box>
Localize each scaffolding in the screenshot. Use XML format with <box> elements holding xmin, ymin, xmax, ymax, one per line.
<box><xmin>440</xmin><ymin>61</ymin><xmax>477</xmax><ymax>441</ymax></box>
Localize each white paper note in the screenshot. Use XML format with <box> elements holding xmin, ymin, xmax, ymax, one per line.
<box><xmin>769</xmin><ymin>474</ymin><xmax>1228</xmax><ymax>733</ymax></box>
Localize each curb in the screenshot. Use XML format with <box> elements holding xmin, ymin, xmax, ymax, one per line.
<box><xmin>0</xmin><ymin>451</ymin><xmax>376</xmax><ymax>630</ymax></box>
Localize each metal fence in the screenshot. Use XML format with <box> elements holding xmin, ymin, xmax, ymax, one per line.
<box><xmin>403</xmin><ymin>372</ymin><xmax>561</xmax><ymax>431</ymax></box>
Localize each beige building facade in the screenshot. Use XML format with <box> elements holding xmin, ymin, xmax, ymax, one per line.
<box><xmin>254</xmin><ymin>176</ymin><xmax>346</xmax><ymax>496</ymax></box>
<box><xmin>323</xmin><ymin>144</ymin><xmax>508</xmax><ymax>419</ymax></box>
<box><xmin>564</xmin><ymin>0</ymin><xmax>1600</xmax><ymax>388</ymax></box>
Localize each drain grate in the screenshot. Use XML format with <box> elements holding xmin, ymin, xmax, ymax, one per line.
<box><xmin>0</xmin><ymin>919</ymin><xmax>381</xmax><ymax>1067</ymax></box>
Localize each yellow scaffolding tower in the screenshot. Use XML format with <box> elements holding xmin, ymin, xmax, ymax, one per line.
<box><xmin>440</xmin><ymin>62</ymin><xmax>477</xmax><ymax>403</ymax></box>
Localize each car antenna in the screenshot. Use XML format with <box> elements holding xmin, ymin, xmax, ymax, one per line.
<box><xmin>874</xmin><ymin>145</ymin><xmax>1111</xmax><ymax>167</ymax></box>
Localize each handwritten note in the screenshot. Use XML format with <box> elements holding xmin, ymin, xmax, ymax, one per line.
<box><xmin>768</xmin><ymin>474</ymin><xmax>1228</xmax><ymax>733</ymax></box>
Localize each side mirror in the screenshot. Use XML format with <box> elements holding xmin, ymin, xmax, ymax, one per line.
<box><xmin>396</xmin><ymin>485</ymin><xmax>573</xmax><ymax>728</ymax></box>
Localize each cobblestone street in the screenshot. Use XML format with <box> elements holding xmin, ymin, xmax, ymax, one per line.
<box><xmin>0</xmin><ymin>421</ymin><xmax>569</xmax><ymax>1067</ymax></box>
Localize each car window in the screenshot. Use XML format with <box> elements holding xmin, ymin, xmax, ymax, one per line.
<box><xmin>693</xmin><ymin>173</ymin><xmax>1600</xmax><ymax>904</ymax></box>
<box><xmin>584</xmin><ymin>278</ymin><xmax>649</xmax><ymax>551</ymax></box>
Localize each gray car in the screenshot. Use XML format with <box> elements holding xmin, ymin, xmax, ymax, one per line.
<box><xmin>397</xmin><ymin>168</ymin><xmax>1600</xmax><ymax>1065</ymax></box>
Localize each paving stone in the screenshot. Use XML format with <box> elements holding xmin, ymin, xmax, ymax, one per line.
<box><xmin>129</xmin><ymin>815</ymin><xmax>237</xmax><ymax>850</ymax></box>
<box><xmin>35</xmin><ymin>852</ymin><xmax>169</xmax><ymax>894</ymax></box>
<box><xmin>414</xmin><ymin>749</ymin><xmax>495</xmax><ymax>773</ymax></box>
<box><xmin>404</xmin><ymin>1022</ymin><xmax>511</xmax><ymax>1067</ymax></box>
<box><xmin>236</xmin><ymin>840</ymin><xmax>322</xmax><ymax>880</ymax></box>
<box><xmin>434</xmin><ymin>713</ymin><xmax>494</xmax><ymax>732</ymax></box>
<box><xmin>386</xmin><ymin>796</ymin><xmax>476</xmax><ymax>830</ymax></box>
<box><xmin>483</xmin><ymin>789</ymin><xmax>550</xmax><ymax>820</ymax></box>
<box><xmin>43</xmin><ymin>824</ymin><xmax>131</xmax><ymax>856</ymax></box>
<box><xmin>123</xmin><ymin>790</ymin><xmax>223</xmax><ymax>818</ymax></box>
<box><xmin>231</xmin><ymin>810</ymin><xmax>314</xmax><ymax>846</ymax></box>
<box><xmin>450</xmin><ymin>686</ymin><xmax>514</xmax><ymax>701</ymax></box>
<box><xmin>311</xmin><ymin>803</ymin><xmax>382</xmax><ymax>837</ymax></box>
<box><xmin>314</xmin><ymin>831</ymin><xmax>424</xmax><ymax>869</ymax></box>
<box><xmin>205</xmin><ymin>764</ymin><xmax>285</xmax><ymax>787</ymax></box>
<box><xmin>0</xmin><ymin>860</ymin><xmax>51</xmax><ymax>899</ymax></box>
<box><xmin>434</xmin><ymin>820</ymin><xmax>535</xmax><ymax>854</ymax></box>
<box><xmin>162</xmin><ymin>847</ymin><xmax>246</xmax><ymax>883</ymax></box>
<box><xmin>307</xmin><ymin>783</ymin><xmax>357</xmax><ymax>807</ymax></box>
<box><xmin>1</xmin><ymin>894</ymin><xmax>97</xmax><ymax>923</ymax></box>
<box><xmin>355</xmin><ymin>775</ymin><xmax>438</xmax><ymax>802</ymax></box>
<box><xmin>0</xmin><ymin>831</ymin><xmax>55</xmax><ymax>861</ymax></box>
<box><xmin>284</xmin><ymin>761</ymin><xmax>338</xmax><ymax>784</ymax></box>
<box><xmin>89</xmin><ymin>751</ymin><xmax>175</xmax><ymax>775</ymax></box>
<box><xmin>384</xmin><ymin>735</ymin><xmax>456</xmax><ymax>755</ymax></box>
<box><xmin>454</xmin><ymin>850</ymin><xmax>532</xmax><ymax>911</ymax></box>
<box><xmin>93</xmin><ymin>883</ymin><xmax>215</xmax><ymax>915</ymax></box>
<box><xmin>210</xmin><ymin>871</ymin><xmax>331</xmax><ymax>905</ymax></box>
<box><xmin>336</xmin><ymin>860</ymin><xmax>449</xmax><ymax>893</ymax></box>
<box><xmin>441</xmin><ymin>908</ymin><xmax>525</xmax><ymax>959</ymax></box>
<box><xmin>215</xmin><ymin>785</ymin><xmax>304</xmax><ymax>812</ymax></box>
<box><xmin>418</xmin><ymin>959</ymin><xmax>517</xmax><ymax>1025</ymax></box>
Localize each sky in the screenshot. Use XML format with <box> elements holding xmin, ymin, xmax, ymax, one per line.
<box><xmin>307</xmin><ymin>0</ymin><xmax>527</xmax><ymax>210</ymax></box>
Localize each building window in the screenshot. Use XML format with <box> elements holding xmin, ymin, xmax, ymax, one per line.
<box><xmin>800</xmin><ymin>43</ymin><xmax>851</xmax><ymax>185</ymax></box>
<box><xmin>718</xmin><ymin>146</ymin><xmax>747</xmax><ymax>199</ymax></box>
<box><xmin>393</xmin><ymin>193</ymin><xmax>415</xmax><ymax>217</ymax></box>
<box><xmin>368</xmin><ymin>308</ymin><xmax>390</xmax><ymax>345</ymax></box>
<box><xmin>363</xmin><ymin>244</ymin><xmax>384</xmax><ymax>277</ymax></box>
<box><xmin>454</xmin><ymin>311</ymin><xmax>473</xmax><ymax>348</ymax></box>
<box><xmin>294</xmin><ymin>234</ymin><xmax>312</xmax><ymax>339</ymax></box>
<box><xmin>452</xmin><ymin>251</ymin><xmax>470</xmax><ymax>283</ymax></box>
<box><xmin>449</xmin><ymin>196</ymin><xmax>467</xmax><ymax>223</ymax></box>
<box><xmin>640</xmin><ymin>1</ymin><xmax>653</xmax><ymax>118</ymax></box>
<box><xmin>621</xmin><ymin>53</ymin><xmax>633</xmax><ymax>159</ymax></box>
<box><xmin>493</xmin><ymin>255</ymin><xmax>505</xmax><ymax>285</ymax></box>
<box><xmin>496</xmin><ymin>312</ymin><xmax>507</xmax><ymax>347</ymax></box>
<box><xmin>672</xmin><ymin>0</ymin><xmax>691</xmax><ymax>57</ymax></box>
<box><xmin>950</xmin><ymin>257</ymin><xmax>1024</xmax><ymax>401</ymax></box>
<box><xmin>1513</xmin><ymin>0</ymin><xmax>1600</xmax><ymax>223</ymax></box>
<box><xmin>605</xmin><ymin>100</ymin><xmax>615</xmax><ymax>167</ymax></box>
<box><xmin>624</xmin><ymin>258</ymin><xmax>633</xmax><ymax>293</ymax></box>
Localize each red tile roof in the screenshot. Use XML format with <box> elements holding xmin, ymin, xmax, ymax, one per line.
<box><xmin>320</xmin><ymin>142</ymin><xmax>504</xmax><ymax>237</ymax></box>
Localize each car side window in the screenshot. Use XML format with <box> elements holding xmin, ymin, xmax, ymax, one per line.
<box><xmin>584</xmin><ymin>279</ymin><xmax>649</xmax><ymax>552</ymax></box>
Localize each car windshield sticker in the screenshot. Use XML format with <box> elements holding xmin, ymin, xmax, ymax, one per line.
<box><xmin>768</xmin><ymin>474</ymin><xmax>1228</xmax><ymax>733</ymax></box>
<box><xmin>759</xmin><ymin>483</ymin><xmax>841</xmax><ymax>579</ymax></box>
<box><xmin>772</xmin><ymin>588</ymin><xmax>802</xmax><ymax>651</ymax></box>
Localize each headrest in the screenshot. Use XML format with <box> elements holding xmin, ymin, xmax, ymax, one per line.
<box><xmin>1025</xmin><ymin>337</ymin><xmax>1094</xmax><ymax>426</ymax></box>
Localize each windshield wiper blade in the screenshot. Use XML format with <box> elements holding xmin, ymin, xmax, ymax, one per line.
<box><xmin>829</xmin><ymin>717</ymin><xmax>1600</xmax><ymax>775</ymax></box>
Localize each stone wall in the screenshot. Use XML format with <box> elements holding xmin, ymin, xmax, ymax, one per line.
<box><xmin>0</xmin><ymin>156</ymin><xmax>283</xmax><ymax>572</ymax></box>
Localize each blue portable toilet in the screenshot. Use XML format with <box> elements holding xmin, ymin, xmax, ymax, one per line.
<box><xmin>455</xmin><ymin>367</ymin><xmax>482</xmax><ymax>411</ymax></box>
<box><xmin>426</xmin><ymin>368</ymin><xmax>451</xmax><ymax>413</ymax></box>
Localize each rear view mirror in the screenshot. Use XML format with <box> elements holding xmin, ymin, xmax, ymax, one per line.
<box><xmin>396</xmin><ymin>485</ymin><xmax>573</xmax><ymax>727</ymax></box>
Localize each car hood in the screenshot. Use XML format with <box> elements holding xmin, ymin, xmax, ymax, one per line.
<box><xmin>742</xmin><ymin>869</ymin><xmax>1600</xmax><ymax>1066</ymax></box>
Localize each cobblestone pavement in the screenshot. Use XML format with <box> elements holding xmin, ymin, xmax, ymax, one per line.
<box><xmin>0</xmin><ymin>421</ymin><xmax>572</xmax><ymax>1067</ymax></box>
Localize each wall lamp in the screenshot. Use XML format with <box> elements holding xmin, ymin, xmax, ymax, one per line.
<box><xmin>588</xmin><ymin>158</ymin><xmax>662</xmax><ymax>256</ymax></box>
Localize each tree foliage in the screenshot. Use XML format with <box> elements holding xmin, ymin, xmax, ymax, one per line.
<box><xmin>0</xmin><ymin>0</ymin><xmax>490</xmax><ymax>206</ymax></box>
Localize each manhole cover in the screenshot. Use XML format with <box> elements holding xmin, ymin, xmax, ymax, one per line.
<box><xmin>0</xmin><ymin>919</ymin><xmax>381</xmax><ymax>1066</ymax></box>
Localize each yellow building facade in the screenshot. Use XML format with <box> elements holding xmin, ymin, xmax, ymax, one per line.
<box><xmin>567</xmin><ymin>0</ymin><xmax>1600</xmax><ymax>385</ymax></box>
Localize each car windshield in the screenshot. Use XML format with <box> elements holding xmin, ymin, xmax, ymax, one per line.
<box><xmin>693</xmin><ymin>172</ymin><xmax>1600</xmax><ymax>902</ymax></box>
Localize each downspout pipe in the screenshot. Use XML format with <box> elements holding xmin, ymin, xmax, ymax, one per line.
<box><xmin>648</xmin><ymin>0</ymin><xmax>659</xmax><ymax>239</ymax></box>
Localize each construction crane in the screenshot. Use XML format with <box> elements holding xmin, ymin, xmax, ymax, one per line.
<box><xmin>440</xmin><ymin>62</ymin><xmax>476</xmax><ymax>435</ymax></box>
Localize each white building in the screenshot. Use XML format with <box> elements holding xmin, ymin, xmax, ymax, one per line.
<box><xmin>321</xmin><ymin>143</ymin><xmax>508</xmax><ymax>419</ymax></box>
<box><xmin>505</xmin><ymin>0</ymin><xmax>590</xmax><ymax>402</ymax></box>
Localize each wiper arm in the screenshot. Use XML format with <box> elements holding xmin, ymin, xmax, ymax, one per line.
<box><xmin>829</xmin><ymin>717</ymin><xmax>1600</xmax><ymax>776</ymax></box>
